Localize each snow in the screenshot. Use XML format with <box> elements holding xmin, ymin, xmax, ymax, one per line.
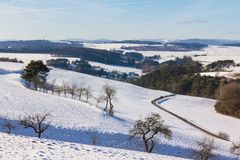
<box><xmin>0</xmin><ymin>53</ymin><xmax>52</xmax><ymax>64</ymax></box>
<box><xmin>159</xmin><ymin>95</ymin><xmax>240</xmax><ymax>141</ymax></box>
<box><xmin>84</xmin><ymin>44</ymin><xmax>240</xmax><ymax>78</ymax></box>
<box><xmin>0</xmin><ymin>53</ymin><xmax>142</xmax><ymax>74</ymax></box>
<box><xmin>0</xmin><ymin>133</ymin><xmax>185</xmax><ymax>160</ymax></box>
<box><xmin>0</xmin><ymin>61</ymin><xmax>238</xmax><ymax>159</ymax></box>
<box><xmin>85</xmin><ymin>44</ymin><xmax>240</xmax><ymax>64</ymax></box>
<box><xmin>89</xmin><ymin>61</ymin><xmax>142</xmax><ymax>74</ymax></box>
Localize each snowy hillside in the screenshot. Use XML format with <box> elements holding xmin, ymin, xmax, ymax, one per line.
<box><xmin>0</xmin><ymin>61</ymin><xmax>238</xmax><ymax>159</ymax></box>
<box><xmin>0</xmin><ymin>133</ymin><xmax>185</xmax><ymax>160</ymax></box>
<box><xmin>159</xmin><ymin>95</ymin><xmax>240</xmax><ymax>141</ymax></box>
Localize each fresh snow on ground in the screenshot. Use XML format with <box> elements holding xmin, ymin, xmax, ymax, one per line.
<box><xmin>1</xmin><ymin>45</ymin><xmax>240</xmax><ymax>78</ymax></box>
<box><xmin>158</xmin><ymin>95</ymin><xmax>240</xmax><ymax>141</ymax></box>
<box><xmin>0</xmin><ymin>53</ymin><xmax>143</xmax><ymax>74</ymax></box>
<box><xmin>0</xmin><ymin>133</ymin><xmax>187</xmax><ymax>160</ymax></box>
<box><xmin>89</xmin><ymin>61</ymin><xmax>142</xmax><ymax>74</ymax></box>
<box><xmin>85</xmin><ymin>44</ymin><xmax>240</xmax><ymax>64</ymax></box>
<box><xmin>0</xmin><ymin>59</ymin><xmax>239</xmax><ymax>159</ymax></box>
<box><xmin>85</xmin><ymin>44</ymin><xmax>240</xmax><ymax>78</ymax></box>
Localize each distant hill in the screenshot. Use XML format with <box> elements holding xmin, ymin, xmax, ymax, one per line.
<box><xmin>112</xmin><ymin>40</ymin><xmax>162</xmax><ymax>45</ymax></box>
<box><xmin>0</xmin><ymin>40</ymin><xmax>83</xmax><ymax>53</ymax></box>
<box><xmin>172</xmin><ymin>39</ymin><xmax>240</xmax><ymax>45</ymax></box>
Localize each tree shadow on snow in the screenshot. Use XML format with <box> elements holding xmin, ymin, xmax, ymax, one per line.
<box><xmin>0</xmin><ymin>69</ymin><xmax>22</xmax><ymax>75</ymax></box>
<box><xmin>0</xmin><ymin>118</ymin><xmax>236</xmax><ymax>160</ymax></box>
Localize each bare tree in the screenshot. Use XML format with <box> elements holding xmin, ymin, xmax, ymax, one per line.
<box><xmin>84</xmin><ymin>86</ymin><xmax>92</xmax><ymax>103</ymax></box>
<box><xmin>129</xmin><ymin>113</ymin><xmax>172</xmax><ymax>153</ymax></box>
<box><xmin>68</xmin><ymin>83</ymin><xmax>78</xmax><ymax>98</ymax></box>
<box><xmin>2</xmin><ymin>118</ymin><xmax>15</xmax><ymax>134</ymax></box>
<box><xmin>77</xmin><ymin>83</ymin><xmax>86</xmax><ymax>101</ymax></box>
<box><xmin>20</xmin><ymin>113</ymin><xmax>51</xmax><ymax>138</ymax></box>
<box><xmin>231</xmin><ymin>141</ymin><xmax>240</xmax><ymax>157</ymax></box>
<box><xmin>191</xmin><ymin>136</ymin><xmax>217</xmax><ymax>160</ymax></box>
<box><xmin>95</xmin><ymin>95</ymin><xmax>104</xmax><ymax>107</ymax></box>
<box><xmin>102</xmin><ymin>84</ymin><xmax>117</xmax><ymax>115</ymax></box>
<box><xmin>42</xmin><ymin>82</ymin><xmax>49</xmax><ymax>93</ymax></box>
<box><xmin>55</xmin><ymin>86</ymin><xmax>63</xmax><ymax>96</ymax></box>
<box><xmin>49</xmin><ymin>79</ymin><xmax>56</xmax><ymax>95</ymax></box>
<box><xmin>62</xmin><ymin>81</ymin><xmax>69</xmax><ymax>97</ymax></box>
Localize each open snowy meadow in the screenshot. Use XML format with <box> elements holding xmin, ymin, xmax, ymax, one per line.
<box><xmin>0</xmin><ymin>59</ymin><xmax>239</xmax><ymax>159</ymax></box>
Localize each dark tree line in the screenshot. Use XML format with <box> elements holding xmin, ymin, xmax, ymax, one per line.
<box><xmin>0</xmin><ymin>57</ymin><xmax>23</xmax><ymax>63</ymax></box>
<box><xmin>204</xmin><ymin>60</ymin><xmax>235</xmax><ymax>72</ymax></box>
<box><xmin>132</xmin><ymin>57</ymin><xmax>221</xmax><ymax>98</ymax></box>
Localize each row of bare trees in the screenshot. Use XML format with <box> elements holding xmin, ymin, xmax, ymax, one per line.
<box><xmin>31</xmin><ymin>79</ymin><xmax>118</xmax><ymax>116</ymax></box>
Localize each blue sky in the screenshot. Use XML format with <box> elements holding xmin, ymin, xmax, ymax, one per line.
<box><xmin>0</xmin><ymin>0</ymin><xmax>239</xmax><ymax>40</ymax></box>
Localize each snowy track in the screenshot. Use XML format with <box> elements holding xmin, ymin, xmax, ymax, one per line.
<box><xmin>152</xmin><ymin>96</ymin><xmax>230</xmax><ymax>142</ymax></box>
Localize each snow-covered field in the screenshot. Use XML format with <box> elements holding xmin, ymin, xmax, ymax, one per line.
<box><xmin>85</xmin><ymin>43</ymin><xmax>240</xmax><ymax>78</ymax></box>
<box><xmin>0</xmin><ymin>61</ymin><xmax>238</xmax><ymax>159</ymax></box>
<box><xmin>0</xmin><ymin>52</ymin><xmax>143</xmax><ymax>74</ymax></box>
<box><xmin>159</xmin><ymin>95</ymin><xmax>240</xmax><ymax>141</ymax></box>
<box><xmin>85</xmin><ymin>43</ymin><xmax>240</xmax><ymax>64</ymax></box>
<box><xmin>1</xmin><ymin>44</ymin><xmax>240</xmax><ymax>78</ymax></box>
<box><xmin>89</xmin><ymin>61</ymin><xmax>142</xmax><ymax>74</ymax></box>
<box><xmin>1</xmin><ymin>133</ymin><xmax>185</xmax><ymax>160</ymax></box>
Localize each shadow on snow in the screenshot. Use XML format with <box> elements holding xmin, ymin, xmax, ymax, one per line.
<box><xmin>0</xmin><ymin>118</ymin><xmax>236</xmax><ymax>160</ymax></box>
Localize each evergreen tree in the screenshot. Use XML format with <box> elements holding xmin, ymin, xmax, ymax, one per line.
<box><xmin>21</xmin><ymin>60</ymin><xmax>49</xmax><ymax>86</ymax></box>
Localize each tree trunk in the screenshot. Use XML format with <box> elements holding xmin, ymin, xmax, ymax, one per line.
<box><xmin>38</xmin><ymin>132</ymin><xmax>41</xmax><ymax>138</ymax></box>
<box><xmin>148</xmin><ymin>139</ymin><xmax>155</xmax><ymax>153</ymax></box>
<box><xmin>109</xmin><ymin>102</ymin><xmax>113</xmax><ymax>115</ymax></box>
<box><xmin>143</xmin><ymin>137</ymin><xmax>149</xmax><ymax>152</ymax></box>
<box><xmin>104</xmin><ymin>99</ymin><xmax>108</xmax><ymax>111</ymax></box>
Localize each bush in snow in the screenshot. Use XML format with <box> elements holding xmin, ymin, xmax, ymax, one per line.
<box><xmin>217</xmin><ymin>132</ymin><xmax>230</xmax><ymax>141</ymax></box>
<box><xmin>215</xmin><ymin>81</ymin><xmax>240</xmax><ymax>119</ymax></box>
<box><xmin>20</xmin><ymin>113</ymin><xmax>51</xmax><ymax>138</ymax></box>
<box><xmin>191</xmin><ymin>136</ymin><xmax>217</xmax><ymax>160</ymax></box>
<box><xmin>231</xmin><ymin>141</ymin><xmax>240</xmax><ymax>157</ymax></box>
<box><xmin>129</xmin><ymin>113</ymin><xmax>172</xmax><ymax>153</ymax></box>
<box><xmin>2</xmin><ymin>118</ymin><xmax>16</xmax><ymax>134</ymax></box>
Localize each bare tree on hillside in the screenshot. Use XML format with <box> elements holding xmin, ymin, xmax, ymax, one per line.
<box><xmin>84</xmin><ymin>86</ymin><xmax>92</xmax><ymax>103</ymax></box>
<box><xmin>55</xmin><ymin>85</ymin><xmax>63</xmax><ymax>96</ymax></box>
<box><xmin>62</xmin><ymin>81</ymin><xmax>69</xmax><ymax>97</ymax></box>
<box><xmin>95</xmin><ymin>95</ymin><xmax>104</xmax><ymax>107</ymax></box>
<box><xmin>129</xmin><ymin>113</ymin><xmax>172</xmax><ymax>153</ymax></box>
<box><xmin>68</xmin><ymin>83</ymin><xmax>78</xmax><ymax>98</ymax></box>
<box><xmin>77</xmin><ymin>83</ymin><xmax>86</xmax><ymax>101</ymax></box>
<box><xmin>49</xmin><ymin>79</ymin><xmax>56</xmax><ymax>95</ymax></box>
<box><xmin>102</xmin><ymin>84</ymin><xmax>117</xmax><ymax>115</ymax></box>
<box><xmin>20</xmin><ymin>113</ymin><xmax>51</xmax><ymax>138</ymax></box>
<box><xmin>191</xmin><ymin>136</ymin><xmax>217</xmax><ymax>160</ymax></box>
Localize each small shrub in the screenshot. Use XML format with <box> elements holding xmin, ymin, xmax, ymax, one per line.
<box><xmin>191</xmin><ymin>136</ymin><xmax>217</xmax><ymax>160</ymax></box>
<box><xmin>217</xmin><ymin>132</ymin><xmax>230</xmax><ymax>141</ymax></box>
<box><xmin>3</xmin><ymin>119</ymin><xmax>16</xmax><ymax>134</ymax></box>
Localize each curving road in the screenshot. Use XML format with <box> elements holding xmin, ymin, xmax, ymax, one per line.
<box><xmin>151</xmin><ymin>95</ymin><xmax>230</xmax><ymax>142</ymax></box>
